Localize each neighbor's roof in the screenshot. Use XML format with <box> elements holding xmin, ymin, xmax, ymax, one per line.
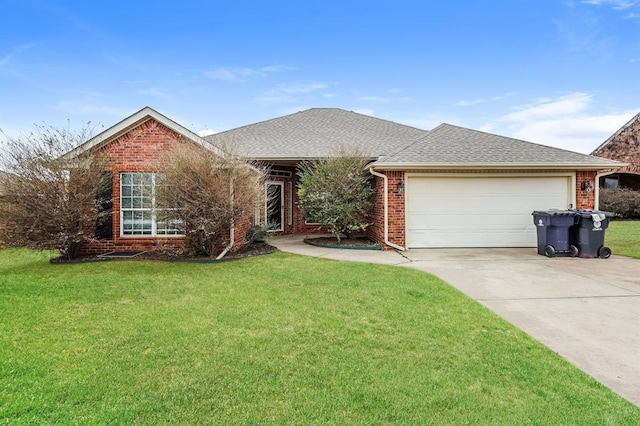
<box><xmin>591</xmin><ymin>111</ymin><xmax>640</xmax><ymax>155</ymax></box>
<box><xmin>205</xmin><ymin>108</ymin><xmax>429</xmax><ymax>159</ymax></box>
<box><xmin>63</xmin><ymin>106</ymin><xmax>220</xmax><ymax>159</ymax></box>
<box><xmin>372</xmin><ymin>123</ymin><xmax>624</xmax><ymax>170</ymax></box>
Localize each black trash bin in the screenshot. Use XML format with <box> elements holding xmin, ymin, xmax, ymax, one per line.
<box><xmin>570</xmin><ymin>210</ymin><xmax>615</xmax><ymax>259</ymax></box>
<box><xmin>532</xmin><ymin>210</ymin><xmax>579</xmax><ymax>257</ymax></box>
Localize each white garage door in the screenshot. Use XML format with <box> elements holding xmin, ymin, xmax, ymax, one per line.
<box><xmin>406</xmin><ymin>176</ymin><xmax>571</xmax><ymax>248</ymax></box>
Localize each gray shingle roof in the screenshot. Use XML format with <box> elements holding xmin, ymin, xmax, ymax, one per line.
<box><xmin>373</xmin><ymin>123</ymin><xmax>623</xmax><ymax>168</ymax></box>
<box><xmin>205</xmin><ymin>108</ymin><xmax>429</xmax><ymax>159</ymax></box>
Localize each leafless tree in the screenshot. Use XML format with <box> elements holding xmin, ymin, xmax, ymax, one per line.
<box><xmin>154</xmin><ymin>142</ymin><xmax>268</xmax><ymax>257</ymax></box>
<box><xmin>0</xmin><ymin>124</ymin><xmax>109</xmax><ymax>259</ymax></box>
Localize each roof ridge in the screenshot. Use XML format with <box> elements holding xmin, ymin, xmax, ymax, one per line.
<box><xmin>205</xmin><ymin>107</ymin><xmax>430</xmax><ymax>141</ymax></box>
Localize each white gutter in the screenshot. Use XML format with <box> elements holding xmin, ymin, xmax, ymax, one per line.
<box><xmin>216</xmin><ymin>220</ymin><xmax>235</xmax><ymax>260</ymax></box>
<box><xmin>371</xmin><ymin>162</ymin><xmax>624</xmax><ymax>171</ymax></box>
<box><xmin>594</xmin><ymin>169</ymin><xmax>617</xmax><ymax>210</ymax></box>
<box><xmin>368</xmin><ymin>167</ymin><xmax>405</xmax><ymax>251</ymax></box>
<box><xmin>216</xmin><ymin>178</ymin><xmax>235</xmax><ymax>260</ymax></box>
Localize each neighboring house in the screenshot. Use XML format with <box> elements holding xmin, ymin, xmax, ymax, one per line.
<box><xmin>66</xmin><ymin>106</ymin><xmax>622</xmax><ymax>254</ymax></box>
<box><xmin>591</xmin><ymin>112</ymin><xmax>640</xmax><ymax>191</ymax></box>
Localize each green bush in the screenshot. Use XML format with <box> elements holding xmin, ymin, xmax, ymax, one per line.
<box><xmin>600</xmin><ymin>188</ymin><xmax>640</xmax><ymax>219</ymax></box>
<box><xmin>246</xmin><ymin>223</ymin><xmax>274</xmax><ymax>243</ymax></box>
<box><xmin>297</xmin><ymin>146</ymin><xmax>373</xmax><ymax>242</ymax></box>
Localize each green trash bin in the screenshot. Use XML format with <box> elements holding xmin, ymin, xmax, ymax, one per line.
<box><xmin>532</xmin><ymin>210</ymin><xmax>579</xmax><ymax>258</ymax></box>
<box><xmin>570</xmin><ymin>210</ymin><xmax>615</xmax><ymax>259</ymax></box>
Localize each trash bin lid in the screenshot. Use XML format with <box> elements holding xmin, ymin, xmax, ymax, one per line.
<box><xmin>531</xmin><ymin>209</ymin><xmax>576</xmax><ymax>216</ymax></box>
<box><xmin>572</xmin><ymin>209</ymin><xmax>615</xmax><ymax>218</ymax></box>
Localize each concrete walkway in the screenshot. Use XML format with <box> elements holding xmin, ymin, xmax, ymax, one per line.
<box><xmin>272</xmin><ymin>234</ymin><xmax>640</xmax><ymax>407</ymax></box>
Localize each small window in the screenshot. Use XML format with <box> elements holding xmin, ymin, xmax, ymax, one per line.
<box><xmin>603</xmin><ymin>176</ymin><xmax>619</xmax><ymax>191</ymax></box>
<box><xmin>270</xmin><ymin>170</ymin><xmax>292</xmax><ymax>178</ymax></box>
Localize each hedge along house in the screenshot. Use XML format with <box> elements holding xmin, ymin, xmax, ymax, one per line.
<box><xmin>591</xmin><ymin>112</ymin><xmax>640</xmax><ymax>191</ymax></box>
<box><xmin>66</xmin><ymin>106</ymin><xmax>623</xmax><ymax>255</ymax></box>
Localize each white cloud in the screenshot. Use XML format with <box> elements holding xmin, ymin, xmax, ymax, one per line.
<box><xmin>483</xmin><ymin>93</ymin><xmax>638</xmax><ymax>153</ymax></box>
<box><xmin>197</xmin><ymin>128</ymin><xmax>216</xmax><ymax>137</ymax></box>
<box><xmin>455</xmin><ymin>92</ymin><xmax>518</xmax><ymax>107</ymax></box>
<box><xmin>582</xmin><ymin>0</ymin><xmax>638</xmax><ymax>10</ymax></box>
<box><xmin>503</xmin><ymin>93</ymin><xmax>592</xmax><ymax>121</ymax></box>
<box><xmin>203</xmin><ymin>64</ymin><xmax>292</xmax><ymax>81</ymax></box>
<box><xmin>137</xmin><ymin>87</ymin><xmax>171</xmax><ymax>99</ymax></box>
<box><xmin>0</xmin><ymin>43</ymin><xmax>35</xmax><ymax>69</ymax></box>
<box><xmin>358</xmin><ymin>95</ymin><xmax>410</xmax><ymax>103</ymax></box>
<box><xmin>50</xmin><ymin>100</ymin><xmax>133</xmax><ymax>117</ymax></box>
<box><xmin>352</xmin><ymin>108</ymin><xmax>375</xmax><ymax>116</ymax></box>
<box><xmin>255</xmin><ymin>82</ymin><xmax>330</xmax><ymax>104</ymax></box>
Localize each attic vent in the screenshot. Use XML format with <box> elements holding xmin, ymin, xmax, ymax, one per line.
<box><xmin>270</xmin><ymin>170</ymin><xmax>292</xmax><ymax>178</ymax></box>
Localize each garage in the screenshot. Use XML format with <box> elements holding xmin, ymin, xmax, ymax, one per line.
<box><xmin>405</xmin><ymin>175</ymin><xmax>572</xmax><ymax>248</ymax></box>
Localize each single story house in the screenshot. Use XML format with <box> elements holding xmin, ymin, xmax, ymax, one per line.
<box><xmin>591</xmin><ymin>112</ymin><xmax>640</xmax><ymax>191</ymax></box>
<box><xmin>66</xmin><ymin>106</ymin><xmax>622</xmax><ymax>255</ymax></box>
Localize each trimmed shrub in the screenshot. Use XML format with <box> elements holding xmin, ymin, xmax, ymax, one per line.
<box><xmin>297</xmin><ymin>146</ymin><xmax>373</xmax><ymax>242</ymax></box>
<box><xmin>599</xmin><ymin>188</ymin><xmax>640</xmax><ymax>219</ymax></box>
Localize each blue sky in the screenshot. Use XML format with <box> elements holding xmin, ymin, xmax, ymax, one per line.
<box><xmin>1</xmin><ymin>0</ymin><xmax>638</xmax><ymax>153</ymax></box>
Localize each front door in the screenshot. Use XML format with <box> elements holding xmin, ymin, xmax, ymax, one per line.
<box><xmin>266</xmin><ymin>181</ymin><xmax>284</xmax><ymax>231</ymax></box>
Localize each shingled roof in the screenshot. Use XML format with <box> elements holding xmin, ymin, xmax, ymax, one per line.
<box><xmin>372</xmin><ymin>123</ymin><xmax>623</xmax><ymax>169</ymax></box>
<box><xmin>205</xmin><ymin>108</ymin><xmax>429</xmax><ymax>160</ymax></box>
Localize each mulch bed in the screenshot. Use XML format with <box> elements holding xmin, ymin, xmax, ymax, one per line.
<box><xmin>304</xmin><ymin>236</ymin><xmax>381</xmax><ymax>250</ymax></box>
<box><xmin>51</xmin><ymin>243</ymin><xmax>278</xmax><ymax>263</ymax></box>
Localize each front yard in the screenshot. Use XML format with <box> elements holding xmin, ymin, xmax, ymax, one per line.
<box><xmin>607</xmin><ymin>220</ymin><xmax>640</xmax><ymax>259</ymax></box>
<box><xmin>1</xmin><ymin>248</ymin><xmax>638</xmax><ymax>423</ymax></box>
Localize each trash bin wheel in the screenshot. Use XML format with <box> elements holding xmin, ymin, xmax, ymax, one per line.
<box><xmin>569</xmin><ymin>245</ymin><xmax>579</xmax><ymax>257</ymax></box>
<box><xmin>544</xmin><ymin>245</ymin><xmax>556</xmax><ymax>258</ymax></box>
<box><xmin>598</xmin><ymin>246</ymin><xmax>612</xmax><ymax>259</ymax></box>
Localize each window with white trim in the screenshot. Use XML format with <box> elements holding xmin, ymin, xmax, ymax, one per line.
<box><xmin>120</xmin><ymin>172</ymin><xmax>183</xmax><ymax>236</ymax></box>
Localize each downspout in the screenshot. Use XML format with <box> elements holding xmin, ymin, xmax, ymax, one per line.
<box><xmin>594</xmin><ymin>169</ymin><xmax>616</xmax><ymax>210</ymax></box>
<box><xmin>216</xmin><ymin>177</ymin><xmax>235</xmax><ymax>260</ymax></box>
<box><xmin>368</xmin><ymin>167</ymin><xmax>405</xmax><ymax>251</ymax></box>
<box><xmin>216</xmin><ymin>220</ymin><xmax>234</xmax><ymax>260</ymax></box>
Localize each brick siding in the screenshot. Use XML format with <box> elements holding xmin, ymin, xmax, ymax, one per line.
<box><xmin>593</xmin><ymin>116</ymin><xmax>640</xmax><ymax>175</ymax></box>
<box><xmin>576</xmin><ymin>170</ymin><xmax>597</xmax><ymax>209</ymax></box>
<box><xmin>80</xmin><ymin>118</ymin><xmax>250</xmax><ymax>256</ymax></box>
<box><xmin>365</xmin><ymin>170</ymin><xmax>405</xmax><ymax>250</ymax></box>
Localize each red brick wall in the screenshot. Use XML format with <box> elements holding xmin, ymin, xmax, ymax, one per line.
<box><xmin>365</xmin><ymin>170</ymin><xmax>405</xmax><ymax>250</ymax></box>
<box><xmin>386</xmin><ymin>171</ymin><xmax>406</xmax><ymax>248</ymax></box>
<box><xmin>593</xmin><ymin>116</ymin><xmax>640</xmax><ymax>175</ymax></box>
<box><xmin>81</xmin><ymin>118</ymin><xmax>256</xmax><ymax>256</ymax></box>
<box><xmin>367</xmin><ymin>174</ymin><xmax>385</xmax><ymax>246</ymax></box>
<box><xmin>576</xmin><ymin>170</ymin><xmax>597</xmax><ymax>209</ymax></box>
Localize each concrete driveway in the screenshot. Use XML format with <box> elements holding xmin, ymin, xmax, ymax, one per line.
<box><xmin>273</xmin><ymin>236</ymin><xmax>640</xmax><ymax>406</ymax></box>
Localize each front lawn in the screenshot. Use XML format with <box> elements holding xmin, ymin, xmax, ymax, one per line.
<box><xmin>1</xmin><ymin>249</ymin><xmax>638</xmax><ymax>423</ymax></box>
<box><xmin>607</xmin><ymin>220</ymin><xmax>640</xmax><ymax>259</ymax></box>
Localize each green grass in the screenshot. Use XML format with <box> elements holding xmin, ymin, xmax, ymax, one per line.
<box><xmin>1</xmin><ymin>248</ymin><xmax>638</xmax><ymax>424</ymax></box>
<box><xmin>607</xmin><ymin>220</ymin><xmax>640</xmax><ymax>259</ymax></box>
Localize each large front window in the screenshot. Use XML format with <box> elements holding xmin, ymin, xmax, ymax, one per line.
<box><xmin>120</xmin><ymin>172</ymin><xmax>183</xmax><ymax>236</ymax></box>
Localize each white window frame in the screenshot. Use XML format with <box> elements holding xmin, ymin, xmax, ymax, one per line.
<box><xmin>120</xmin><ymin>172</ymin><xmax>183</xmax><ymax>237</ymax></box>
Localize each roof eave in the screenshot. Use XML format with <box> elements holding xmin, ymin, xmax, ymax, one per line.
<box><xmin>370</xmin><ymin>162</ymin><xmax>628</xmax><ymax>171</ymax></box>
<box><xmin>62</xmin><ymin>106</ymin><xmax>222</xmax><ymax>160</ymax></box>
